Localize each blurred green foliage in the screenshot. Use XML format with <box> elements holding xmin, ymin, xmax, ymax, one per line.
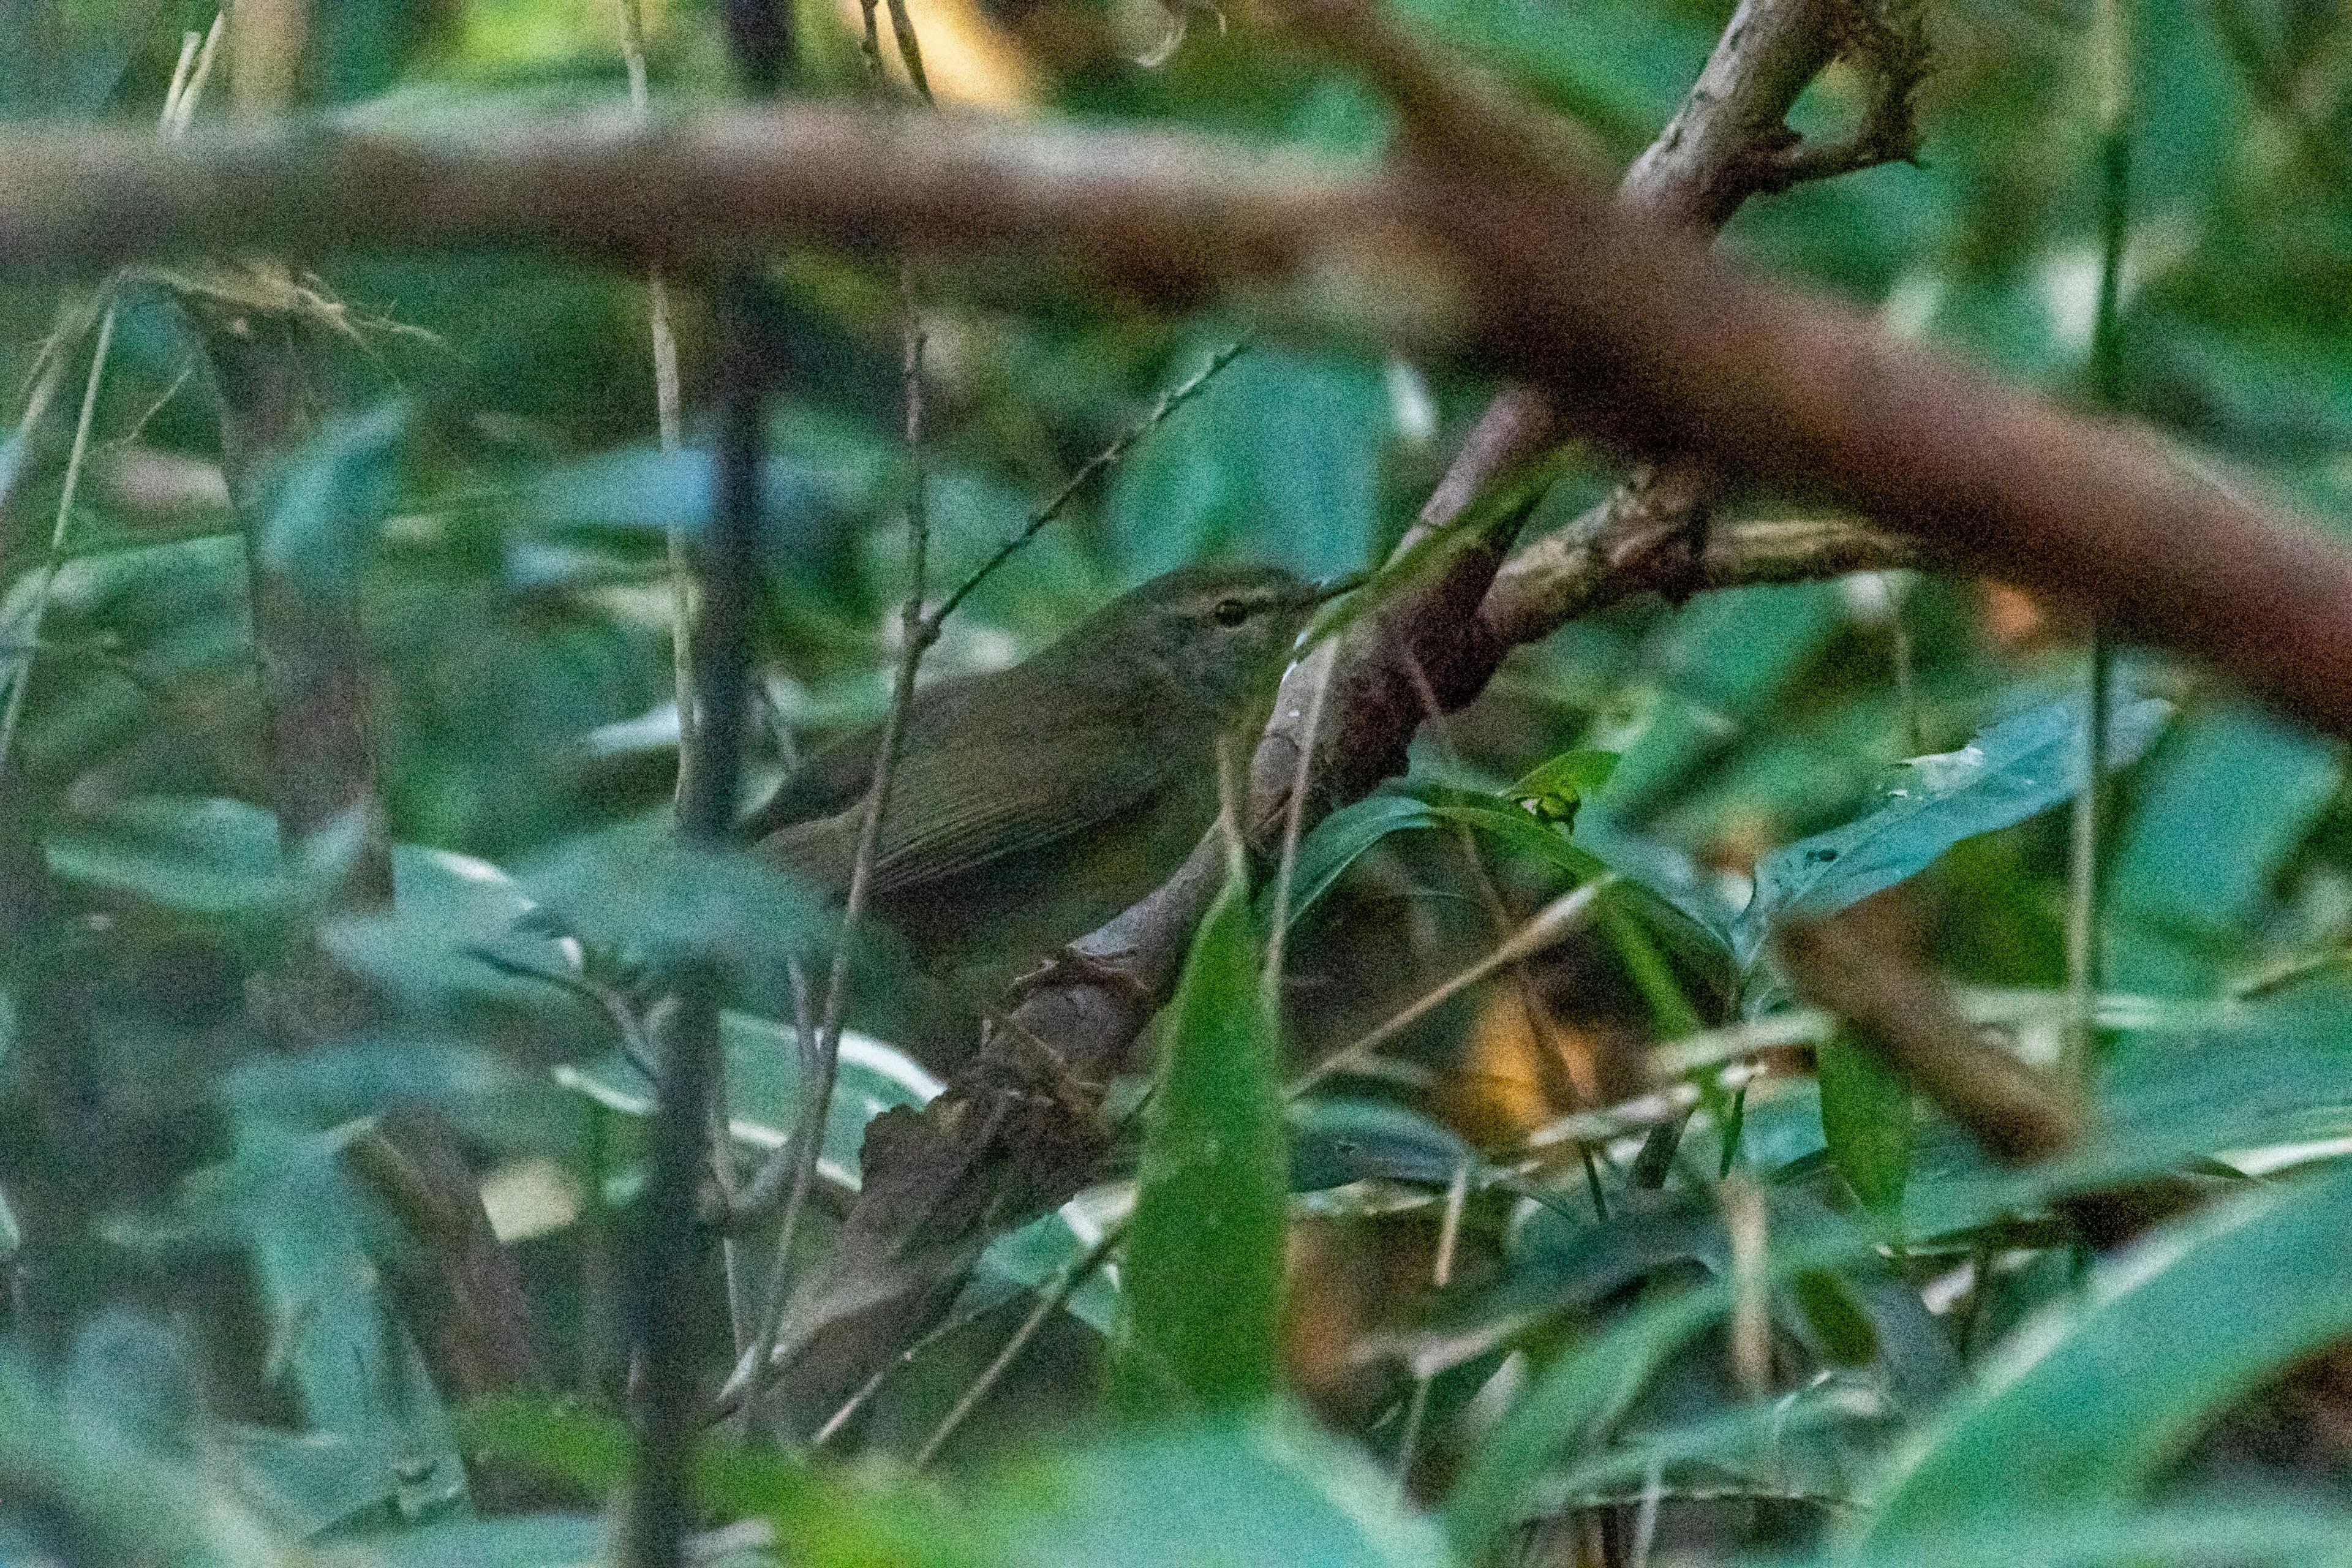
<box><xmin>1</xmin><ymin>0</ymin><xmax>2351</xmax><ymax>1561</ymax></box>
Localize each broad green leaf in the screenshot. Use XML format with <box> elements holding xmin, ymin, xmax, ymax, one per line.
<box><xmin>1276</xmin><ymin>793</ymin><xmax>1441</xmax><ymax>929</ymax></box>
<box><xmin>1114</xmin><ymin>346</ymin><xmax>1387</xmax><ymax>582</ymax></box>
<box><xmin>1115</xmin><ymin>861</ymin><xmax>1287</xmax><ymax>1417</ymax></box>
<box><xmin>1738</xmin><ymin>695</ymin><xmax>2174</xmax><ymax>966</ymax></box>
<box><xmin>463</xmin><ymin>1396</ymin><xmax>986</xmax><ymax>1568</ymax></box>
<box><xmin>517</xmin><ymin>826</ymin><xmax>832</xmax><ymax>985</ymax></box>
<box><xmin>258</xmin><ymin>402</ymin><xmax>408</xmax><ymax>597</ymax></box>
<box><xmin>1289</xmin><ymin>1096</ymin><xmax>1476</xmax><ymax>1192</ymax></box>
<box><xmin>2108</xmin><ymin>699</ymin><xmax>2342</xmax><ymax>995</ymax></box>
<box><xmin>1801</xmin><ymin>1503</ymin><xmax>2352</xmax><ymax>1567</ymax></box>
<box><xmin>1446</xmin><ymin>1283</ymin><xmax>1730</xmax><ymax>1556</ymax></box>
<box><xmin>1818</xmin><ymin>1031</ymin><xmax>1913</xmax><ymax>1224</ymax></box>
<box><xmin>46</xmin><ymin>794</ymin><xmax>287</xmax><ymax>916</ymax></box>
<box><xmin>994</xmin><ymin>1412</ymin><xmax>1449</xmax><ymax>1568</ymax></box>
<box><xmin>336</xmin><ymin>1514</ymin><xmax>607</xmax><ymax>1567</ymax></box>
<box><xmin>1861</xmin><ymin>1159</ymin><xmax>2352</xmax><ymax>1546</ymax></box>
<box><xmin>557</xmin><ymin>1011</ymin><xmax>941</xmax><ymax>1194</ymax></box>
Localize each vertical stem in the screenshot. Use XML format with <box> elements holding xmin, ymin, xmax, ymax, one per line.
<box><xmin>2066</xmin><ymin>0</ymin><xmax>2130</xmax><ymax>1082</ymax></box>
<box><xmin>615</xmin><ymin>0</ymin><xmax>699</xmax><ymax>809</ymax></box>
<box><xmin>0</xmin><ymin>304</ymin><xmax>113</xmax><ymax>796</ymax></box>
<box><xmin>624</xmin><ymin>279</ymin><xmax>764</xmax><ymax>1568</ymax></box>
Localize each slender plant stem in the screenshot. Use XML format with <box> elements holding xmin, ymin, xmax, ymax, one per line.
<box><xmin>930</xmin><ymin>339</ymin><xmax>1247</xmax><ymax>628</ymax></box>
<box><xmin>1288</xmin><ymin>879</ymin><xmax>1608</xmax><ymax>1098</ymax></box>
<box><xmin>913</xmin><ymin>1218</ymin><xmax>1126</xmax><ymax>1469</ymax></box>
<box><xmin>615</xmin><ymin>0</ymin><xmax>699</xmax><ymax>809</ymax></box>
<box><xmin>624</xmin><ymin>277</ymin><xmax>766</xmax><ymax>1568</ymax></box>
<box><xmin>1393</xmin><ymin>1156</ymin><xmax>1470</xmax><ymax>1496</ymax></box>
<box><xmin>728</xmin><ymin>304</ymin><xmax>935</xmax><ymax>1428</ymax></box>
<box><xmin>0</xmin><ymin>12</ymin><xmax>218</xmax><ymax>798</ymax></box>
<box><xmin>1263</xmin><ymin>638</ymin><xmax>1335</xmax><ymax>990</ymax></box>
<box><xmin>0</xmin><ymin>304</ymin><xmax>115</xmax><ymax>796</ymax></box>
<box><xmin>2066</xmin><ymin>0</ymin><xmax>2131</xmax><ymax>1084</ymax></box>
<box><xmin>165</xmin><ymin>13</ymin><xmax>226</xmax><ymax>140</ymax></box>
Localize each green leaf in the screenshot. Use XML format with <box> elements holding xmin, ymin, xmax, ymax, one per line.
<box><xmin>1509</xmin><ymin>748</ymin><xmax>1618</xmax><ymax>826</ymax></box>
<box><xmin>557</xmin><ymin>1011</ymin><xmax>940</xmax><ymax>1194</ymax></box>
<box><xmin>1817</xmin><ymin>1030</ymin><xmax>1913</xmax><ymax>1224</ymax></box>
<box><xmin>994</xmin><ymin>1412</ymin><xmax>1449</xmax><ymax>1568</ymax></box>
<box><xmin>1115</xmin><ymin>861</ymin><xmax>1288</xmax><ymax>1417</ymax></box>
<box><xmin>1859</xmin><ymin>1159</ymin><xmax>2352</xmax><ymax>1546</ymax></box>
<box><xmin>2108</xmin><ymin>699</ymin><xmax>2342</xmax><ymax>995</ymax></box>
<box><xmin>1446</xmin><ymin>1283</ymin><xmax>1730</xmax><ymax>1556</ymax></box>
<box><xmin>517</xmin><ymin>826</ymin><xmax>833</xmax><ymax>986</ymax></box>
<box><xmin>1738</xmin><ymin>694</ymin><xmax>2174</xmax><ymax>967</ymax></box>
<box><xmin>45</xmin><ymin>794</ymin><xmax>287</xmax><ymax>916</ymax></box>
<box><xmin>258</xmin><ymin>402</ymin><xmax>409</xmax><ymax>598</ymax></box>
<box><xmin>1288</xmin><ymin>1097</ymin><xmax>1476</xmax><ymax>1192</ymax></box>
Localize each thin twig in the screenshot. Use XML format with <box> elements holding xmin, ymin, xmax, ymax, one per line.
<box><xmin>2065</xmin><ymin>0</ymin><xmax>2132</xmax><ymax>1082</ymax></box>
<box><xmin>166</xmin><ymin>13</ymin><xmax>227</xmax><ymax>140</ymax></box>
<box><xmin>1393</xmin><ymin>1156</ymin><xmax>1470</xmax><ymax>1497</ymax></box>
<box><xmin>625</xmin><ymin>273</ymin><xmax>767</xmax><ymax>1568</ymax></box>
<box><xmin>615</xmin><ymin>0</ymin><xmax>698</xmax><ymax>809</ymax></box>
<box><xmin>929</xmin><ymin>339</ymin><xmax>1248</xmax><ymax>629</ymax></box>
<box><xmin>728</xmin><ymin>306</ymin><xmax>935</xmax><ymax>1423</ymax></box>
<box><xmin>0</xmin><ymin>13</ymin><xmax>223</xmax><ymax>796</ymax></box>
<box><xmin>912</xmin><ymin>1218</ymin><xmax>1125</xmax><ymax>1469</ymax></box>
<box><xmin>0</xmin><ymin>302</ymin><xmax>114</xmax><ymax>796</ymax></box>
<box><xmin>1263</xmin><ymin>638</ymin><xmax>1335</xmax><ymax>990</ymax></box>
<box><xmin>1288</xmin><ymin>879</ymin><xmax>1609</xmax><ymax>1098</ymax></box>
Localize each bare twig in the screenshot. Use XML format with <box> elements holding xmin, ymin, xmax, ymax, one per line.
<box><xmin>1262</xmin><ymin>639</ymin><xmax>1335</xmax><ymax>991</ymax></box>
<box><xmin>929</xmin><ymin>338</ymin><xmax>1248</xmax><ymax>629</ymax></box>
<box><xmin>1289</xmin><ymin>880</ymin><xmax>1610</xmax><ymax>1098</ymax></box>
<box><xmin>728</xmin><ymin>302</ymin><xmax>936</xmax><ymax>1427</ymax></box>
<box><xmin>911</xmin><ymin>1218</ymin><xmax>1125</xmax><ymax>1469</ymax></box>
<box><xmin>615</xmin><ymin>0</ymin><xmax>699</xmax><ymax>809</ymax></box>
<box><xmin>2065</xmin><ymin>0</ymin><xmax>2133</xmax><ymax>1082</ymax></box>
<box><xmin>625</xmin><ymin>276</ymin><xmax>767</xmax><ymax>1568</ymax></box>
<box><xmin>1393</xmin><ymin>1156</ymin><xmax>1470</xmax><ymax>1495</ymax></box>
<box><xmin>0</xmin><ymin>301</ymin><xmax>114</xmax><ymax>796</ymax></box>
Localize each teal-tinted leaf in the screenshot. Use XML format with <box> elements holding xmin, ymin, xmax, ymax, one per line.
<box><xmin>976</xmin><ymin>1205</ymin><xmax>1123</xmax><ymax>1337</ymax></box>
<box><xmin>149</xmin><ymin>1117</ymin><xmax>468</xmax><ymax>1532</ymax></box>
<box><xmin>1861</xmin><ymin>1159</ymin><xmax>2352</xmax><ymax>1546</ymax></box>
<box><xmin>1446</xmin><ymin>1283</ymin><xmax>1730</xmax><ymax>1556</ymax></box>
<box><xmin>557</xmin><ymin>1011</ymin><xmax>940</xmax><ymax>1193</ymax></box>
<box><xmin>64</xmin><ymin>1313</ymin><xmax>204</xmax><ymax>1460</ymax></box>
<box><xmin>1740</xmin><ymin>695</ymin><xmax>2174</xmax><ymax>965</ymax></box>
<box><xmin>1115</xmin><ymin>862</ymin><xmax>1287</xmax><ymax>1417</ymax></box>
<box><xmin>1509</xmin><ymin>748</ymin><xmax>1618</xmax><ymax>826</ymax></box>
<box><xmin>322</xmin><ymin>843</ymin><xmax>574</xmax><ymax>1019</ymax></box>
<box><xmin>338</xmin><ymin>1513</ymin><xmax>607</xmax><ymax>1567</ymax></box>
<box><xmin>0</xmin><ymin>1355</ymin><xmax>283</xmax><ymax>1568</ymax></box>
<box><xmin>518</xmin><ymin>828</ymin><xmax>832</xmax><ymax>985</ymax></box>
<box><xmin>997</xmin><ymin>1412</ymin><xmax>1447</xmax><ymax>1568</ymax></box>
<box><xmin>1289</xmin><ymin>1097</ymin><xmax>1474</xmax><ymax>1192</ymax></box>
<box><xmin>46</xmin><ymin>794</ymin><xmax>283</xmax><ymax>915</ymax></box>
<box><xmin>1818</xmin><ymin>1031</ymin><xmax>1913</xmax><ymax>1224</ymax></box>
<box><xmin>1114</xmin><ymin>346</ymin><xmax>1387</xmax><ymax>582</ymax></box>
<box><xmin>2108</xmin><ymin>699</ymin><xmax>2341</xmax><ymax>995</ymax></box>
<box><xmin>1806</xmin><ymin>1503</ymin><xmax>2352</xmax><ymax>1568</ymax></box>
<box><xmin>1276</xmin><ymin>793</ymin><xmax>1439</xmax><ymax>929</ymax></box>
<box><xmin>258</xmin><ymin>402</ymin><xmax>408</xmax><ymax>598</ymax></box>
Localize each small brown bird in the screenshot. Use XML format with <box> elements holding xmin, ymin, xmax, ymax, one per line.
<box><xmin>748</xmin><ymin>563</ymin><xmax>1327</xmax><ymax>989</ymax></box>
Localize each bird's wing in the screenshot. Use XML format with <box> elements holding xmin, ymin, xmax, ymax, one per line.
<box><xmin>860</xmin><ymin>726</ymin><xmax>1176</xmax><ymax>893</ymax></box>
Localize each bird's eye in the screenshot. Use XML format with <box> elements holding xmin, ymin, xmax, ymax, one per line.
<box><xmin>1212</xmin><ymin>597</ymin><xmax>1251</xmax><ymax>627</ymax></box>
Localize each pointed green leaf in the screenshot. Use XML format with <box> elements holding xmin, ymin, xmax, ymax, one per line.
<box><xmin>1115</xmin><ymin>862</ymin><xmax>1287</xmax><ymax>1417</ymax></box>
<box><xmin>1860</xmin><ymin>1160</ymin><xmax>2352</xmax><ymax>1546</ymax></box>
